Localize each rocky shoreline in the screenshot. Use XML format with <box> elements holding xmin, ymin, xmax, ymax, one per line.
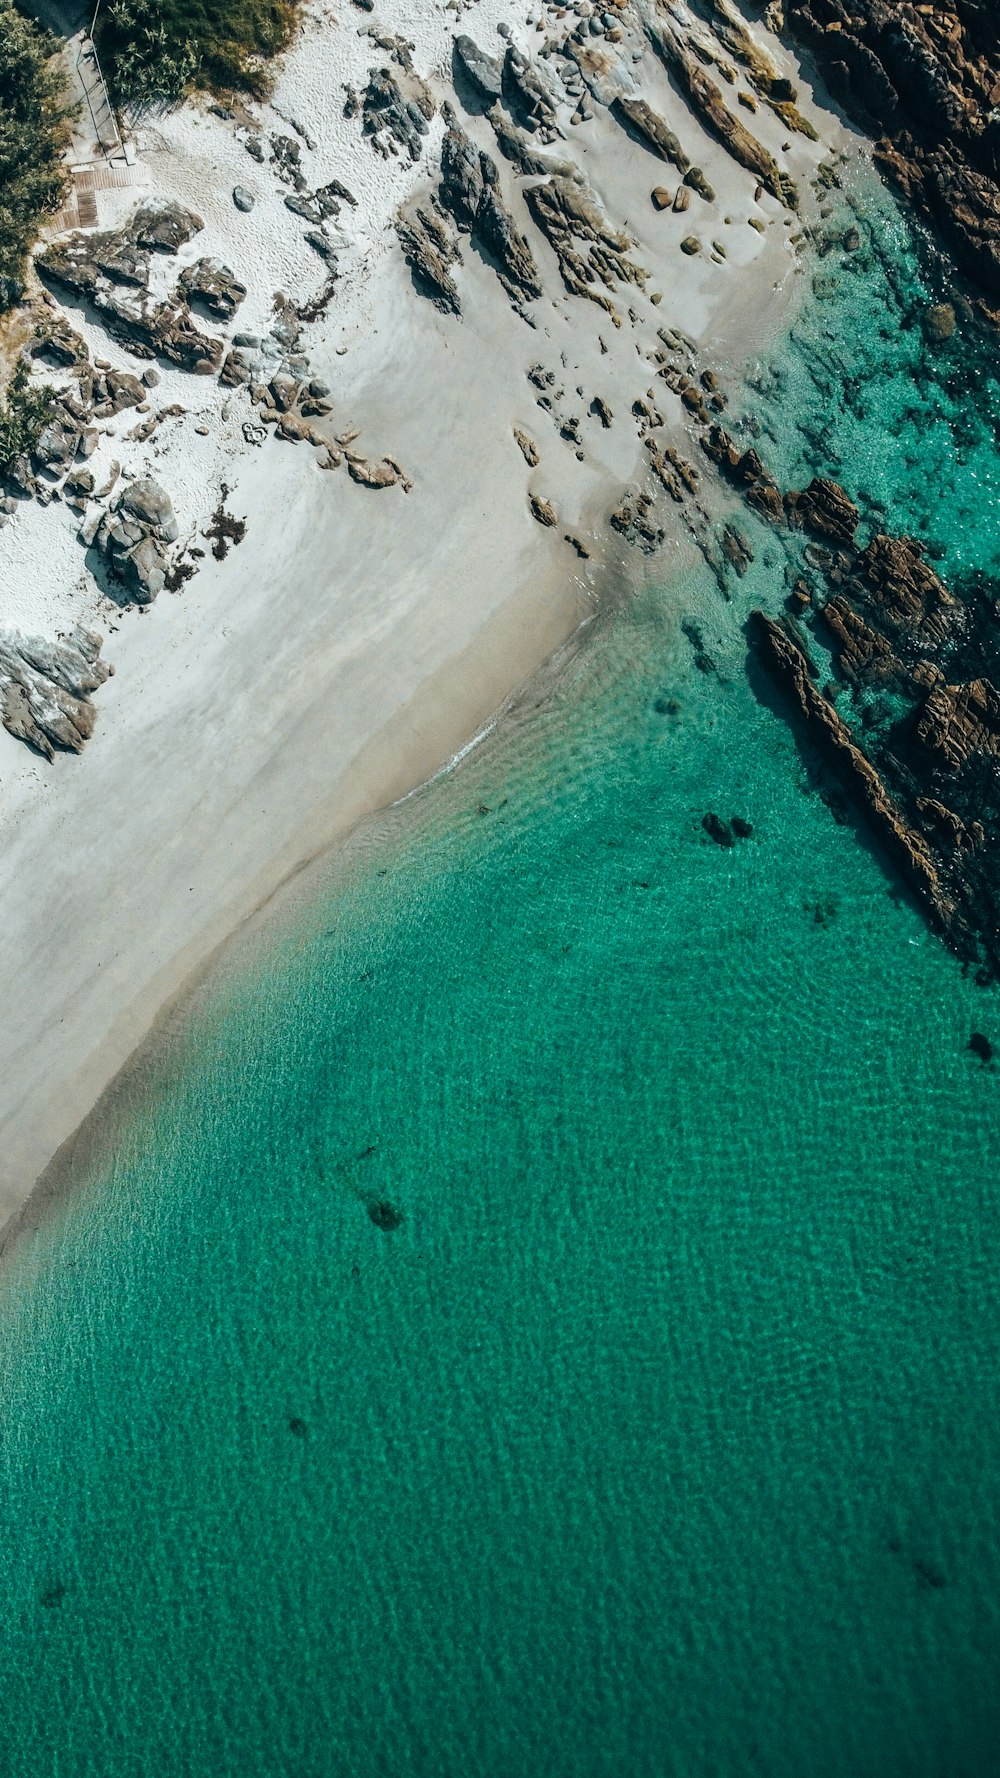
<box><xmin>777</xmin><ymin>0</ymin><xmax>1000</xmax><ymax>322</ymax></box>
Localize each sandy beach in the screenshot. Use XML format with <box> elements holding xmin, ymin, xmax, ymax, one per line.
<box><xmin>0</xmin><ymin>0</ymin><xmax>848</xmax><ymax>1224</ymax></box>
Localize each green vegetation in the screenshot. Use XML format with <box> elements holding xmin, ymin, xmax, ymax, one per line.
<box><xmin>0</xmin><ymin>361</ymin><xmax>55</xmax><ymax>476</ymax></box>
<box><xmin>96</xmin><ymin>0</ymin><xmax>300</xmax><ymax>107</ymax></box>
<box><xmin>0</xmin><ymin>4</ymin><xmax>68</xmax><ymax>314</ymax></box>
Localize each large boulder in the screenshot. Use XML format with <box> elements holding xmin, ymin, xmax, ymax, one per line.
<box><xmin>178</xmin><ymin>257</ymin><xmax>247</xmax><ymax>321</ymax></box>
<box><xmin>453</xmin><ymin>35</ymin><xmax>504</xmax><ymax>103</ymax></box>
<box><xmin>132</xmin><ymin>200</ymin><xmax>204</xmax><ymax>253</ymax></box>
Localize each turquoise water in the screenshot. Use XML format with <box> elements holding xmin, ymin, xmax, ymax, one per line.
<box><xmin>1</xmin><ymin>166</ymin><xmax>1000</xmax><ymax>1775</ymax></box>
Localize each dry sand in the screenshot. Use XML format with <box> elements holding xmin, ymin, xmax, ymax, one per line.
<box><xmin>0</xmin><ymin>0</ymin><xmax>850</xmax><ymax>1220</ymax></box>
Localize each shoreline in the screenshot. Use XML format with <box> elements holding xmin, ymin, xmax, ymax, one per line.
<box><xmin>0</xmin><ymin>0</ymin><xmax>847</xmax><ymax>1238</ymax></box>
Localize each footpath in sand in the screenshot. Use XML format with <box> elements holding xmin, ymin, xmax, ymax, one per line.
<box><xmin>0</xmin><ymin>0</ymin><xmax>849</xmax><ymax>1223</ymax></box>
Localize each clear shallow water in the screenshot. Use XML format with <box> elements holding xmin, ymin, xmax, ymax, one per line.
<box><xmin>1</xmin><ymin>169</ymin><xmax>1000</xmax><ymax>1777</ymax></box>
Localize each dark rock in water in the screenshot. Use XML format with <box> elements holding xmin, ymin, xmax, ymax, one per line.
<box><xmin>368</xmin><ymin>1200</ymin><xmax>403</xmax><ymax>1231</ymax></box>
<box><xmin>288</xmin><ymin>1417</ymin><xmax>308</xmax><ymax>1438</ymax></box>
<box><xmin>786</xmin><ymin>477</ymin><xmax>860</xmax><ymax>547</ymax></box>
<box><xmin>731</xmin><ymin>816</ymin><xmax>754</xmax><ymax>839</ymax></box>
<box><xmin>968</xmin><ymin>1031</ymin><xmax>994</xmax><ymax>1064</ymax></box>
<box><xmin>702</xmin><ymin>812</ymin><xmax>735</xmax><ymax>848</ymax></box>
<box><xmin>681</xmin><ymin>619</ymin><xmax>717</xmax><ymax>677</ymax></box>
<box><xmin>40</xmin><ymin>1582</ymin><xmax>66</xmax><ymax>1609</ymax></box>
<box><xmin>913</xmin><ymin>1556</ymin><xmax>947</xmax><ymax>1590</ymax></box>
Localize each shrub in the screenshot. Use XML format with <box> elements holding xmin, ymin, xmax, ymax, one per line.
<box><xmin>0</xmin><ymin>362</ymin><xmax>55</xmax><ymax>476</ymax></box>
<box><xmin>96</xmin><ymin>0</ymin><xmax>299</xmax><ymax>107</ymax></box>
<box><xmin>0</xmin><ymin>4</ymin><xmax>68</xmax><ymax>314</ymax></box>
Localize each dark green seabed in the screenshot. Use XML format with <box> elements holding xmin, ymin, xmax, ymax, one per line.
<box><xmin>1</xmin><ymin>167</ymin><xmax>999</xmax><ymax>1776</ymax></box>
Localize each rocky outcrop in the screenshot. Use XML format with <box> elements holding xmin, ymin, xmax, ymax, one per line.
<box><xmin>701</xmin><ymin>424</ymin><xmax>784</xmax><ymax>521</ymax></box>
<box><xmin>749</xmin><ymin>611</ymin><xmax>963</xmax><ymax>936</ymax></box>
<box><xmin>523</xmin><ymin>174</ymin><xmax>646</xmax><ymax>320</ymax></box>
<box><xmin>782</xmin><ymin>0</ymin><xmax>1000</xmax><ymax>312</ymax></box>
<box><xmin>453</xmin><ymin>34</ymin><xmax>504</xmax><ymax>103</ymax></box>
<box><xmin>439</xmin><ymin>124</ymin><xmax>542</xmax><ymax>308</ymax></box>
<box><xmin>0</xmin><ymin>627</ymin><xmax>110</xmax><ymax>759</ymax></box>
<box><xmin>502</xmin><ymin>44</ymin><xmax>562</xmax><ymax>137</ymax></box>
<box><xmin>648</xmin><ymin>22</ymin><xmax>799</xmax><ymax>209</ymax></box>
<box><xmin>361</xmin><ymin>65</ymin><xmax>435</xmax><ymax>160</ymax></box>
<box><xmin>708</xmin><ymin>0</ymin><xmax>818</xmax><ymax>140</ymax></box>
<box><xmin>487</xmin><ymin>106</ymin><xmax>576</xmax><ymax>178</ymax></box>
<box><xmin>90</xmin><ymin>476</ymin><xmax>179</xmax><ymax>604</ymax></box>
<box><xmin>178</xmin><ymin>258</ymin><xmax>247</xmax><ymax>322</ymax></box>
<box><xmin>395</xmin><ymin>205</ymin><xmax>462</xmax><ymax>312</ymax></box>
<box><xmin>786</xmin><ymin>476</ymin><xmax>860</xmax><ymax>545</ymax></box>
<box><xmin>132</xmin><ymin>200</ymin><xmax>204</xmax><ymax>252</ymax></box>
<box><xmin>38</xmin><ymin>213</ymin><xmax>225</xmax><ymax>373</ymax></box>
<box><xmin>612</xmin><ymin>97</ymin><xmax>690</xmax><ymax>173</ymax></box>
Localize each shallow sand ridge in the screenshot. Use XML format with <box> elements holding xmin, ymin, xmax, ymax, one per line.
<box><xmin>0</xmin><ymin>0</ymin><xmax>844</xmax><ymax>1225</ymax></box>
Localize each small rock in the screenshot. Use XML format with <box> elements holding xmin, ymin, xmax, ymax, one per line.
<box><xmin>651</xmin><ymin>187</ymin><xmax>673</xmax><ymax>211</ymax></box>
<box><xmin>925</xmin><ymin>302</ymin><xmax>956</xmax><ymax>342</ymax></box>
<box><xmin>529</xmin><ymin>492</ymin><xmax>557</xmax><ymax>526</ymax></box>
<box><xmin>680</xmin><ymin>235</ymin><xmax>701</xmax><ymax>256</ymax></box>
<box><xmin>232</xmin><ymin>186</ymin><xmax>255</xmax><ymax>213</ymax></box>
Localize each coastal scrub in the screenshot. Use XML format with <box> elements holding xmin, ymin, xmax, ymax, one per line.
<box><xmin>0</xmin><ymin>5</ymin><xmax>68</xmax><ymax>313</ymax></box>
<box><xmin>97</xmin><ymin>0</ymin><xmax>300</xmax><ymax>106</ymax></box>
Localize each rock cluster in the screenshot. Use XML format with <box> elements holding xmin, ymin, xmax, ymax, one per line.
<box><xmin>87</xmin><ymin>476</ymin><xmax>179</xmax><ymax>604</ymax></box>
<box><xmin>38</xmin><ymin>203</ymin><xmax>225</xmax><ymax>372</ymax></box>
<box><xmin>781</xmin><ymin>0</ymin><xmax>1000</xmax><ymax>314</ymax></box>
<box><xmin>647</xmin><ymin>22</ymin><xmax>799</xmax><ymax>209</ymax></box>
<box><xmin>0</xmin><ymin>626</ymin><xmax>111</xmax><ymax>758</ymax></box>
<box><xmin>361</xmin><ymin>65</ymin><xmax>435</xmax><ymax>159</ymax></box>
<box><xmin>523</xmin><ymin>173</ymin><xmax>647</xmax><ymax>320</ymax></box>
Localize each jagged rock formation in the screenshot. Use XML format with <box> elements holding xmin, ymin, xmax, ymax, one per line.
<box><xmin>781</xmin><ymin>0</ymin><xmax>1000</xmax><ymax>313</ymax></box>
<box><xmin>132</xmin><ymin>199</ymin><xmax>203</xmax><ymax>252</ymax></box>
<box><xmin>395</xmin><ymin>205</ymin><xmax>463</xmax><ymax>312</ymax></box>
<box><xmin>708</xmin><ymin>0</ymin><xmax>818</xmax><ymax>140</ymax></box>
<box><xmin>89</xmin><ymin>476</ymin><xmax>180</xmax><ymax>603</ymax></box>
<box><xmin>647</xmin><ymin>20</ymin><xmax>799</xmax><ymax>209</ymax></box>
<box><xmin>453</xmin><ymin>34</ymin><xmax>504</xmax><ymax>103</ymax></box>
<box><xmin>361</xmin><ymin>65</ymin><xmax>434</xmax><ymax>160</ymax></box>
<box><xmin>502</xmin><ymin>44</ymin><xmax>562</xmax><ymax>138</ymax></box>
<box><xmin>38</xmin><ymin>205</ymin><xmax>224</xmax><ymax>372</ymax></box>
<box><xmin>786</xmin><ymin>476</ymin><xmax>860</xmax><ymax>546</ymax></box>
<box><xmin>0</xmin><ymin>627</ymin><xmax>110</xmax><ymax>758</ymax></box>
<box><xmin>179</xmin><ymin>258</ymin><xmax>247</xmax><ymax>322</ymax></box>
<box><xmin>749</xmin><ymin>611</ymin><xmax>964</xmax><ymax>940</ymax></box>
<box><xmin>523</xmin><ymin>174</ymin><xmax>646</xmax><ymax>320</ymax></box>
<box><xmin>701</xmin><ymin>423</ymin><xmax>784</xmax><ymax>520</ymax></box>
<box><xmin>438</xmin><ymin>124</ymin><xmax>542</xmax><ymax>307</ymax></box>
<box><xmin>613</xmin><ymin>96</ymin><xmax>690</xmax><ymax>173</ymax></box>
<box><xmin>487</xmin><ymin>105</ymin><xmax>576</xmax><ymax>178</ymax></box>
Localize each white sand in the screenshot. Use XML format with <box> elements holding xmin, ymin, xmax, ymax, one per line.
<box><xmin>0</xmin><ymin>0</ymin><xmax>848</xmax><ymax>1220</ymax></box>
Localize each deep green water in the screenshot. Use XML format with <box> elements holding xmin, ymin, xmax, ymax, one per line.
<box><xmin>1</xmin><ymin>165</ymin><xmax>1000</xmax><ymax>1776</ymax></box>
